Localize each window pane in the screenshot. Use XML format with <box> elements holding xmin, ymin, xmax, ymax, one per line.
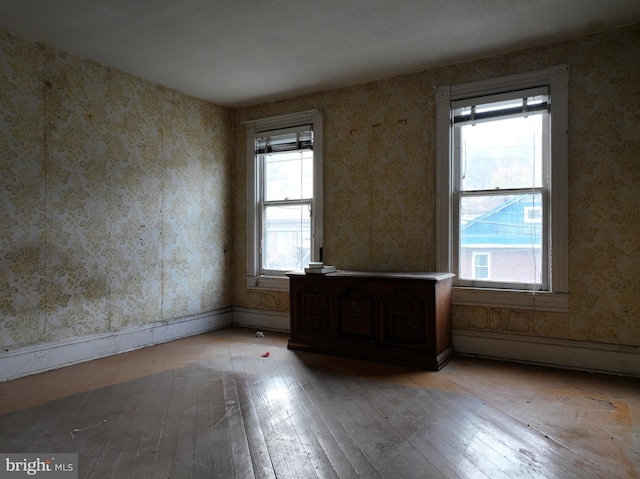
<box><xmin>473</xmin><ymin>253</ymin><xmax>489</xmax><ymax>279</ymax></box>
<box><xmin>264</xmin><ymin>150</ymin><xmax>313</xmax><ymax>201</ymax></box>
<box><xmin>458</xmin><ymin>114</ymin><xmax>543</xmax><ymax>191</ymax></box>
<box><xmin>263</xmin><ymin>203</ymin><xmax>311</xmax><ymax>271</ymax></box>
<box><xmin>460</xmin><ymin>193</ymin><xmax>542</xmax><ymax>284</ymax></box>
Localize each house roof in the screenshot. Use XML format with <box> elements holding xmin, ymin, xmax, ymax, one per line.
<box><xmin>461</xmin><ymin>194</ymin><xmax>541</xmax><ymax>247</ymax></box>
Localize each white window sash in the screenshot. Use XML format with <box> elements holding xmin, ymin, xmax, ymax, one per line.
<box><xmin>244</xmin><ymin>110</ymin><xmax>323</xmax><ymax>289</ymax></box>
<box><xmin>436</xmin><ymin>65</ymin><xmax>569</xmax><ymax>312</ymax></box>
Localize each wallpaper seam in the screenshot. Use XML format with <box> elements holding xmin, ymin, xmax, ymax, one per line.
<box><xmin>42</xmin><ymin>46</ymin><xmax>49</xmax><ymax>344</ymax></box>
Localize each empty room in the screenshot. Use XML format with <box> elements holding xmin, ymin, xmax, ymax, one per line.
<box><xmin>1</xmin><ymin>1</ymin><xmax>639</xmax><ymax>478</ymax></box>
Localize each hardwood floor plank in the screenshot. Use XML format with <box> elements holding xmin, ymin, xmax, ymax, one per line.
<box><xmin>7</xmin><ymin>390</ymin><xmax>92</xmax><ymax>453</ymax></box>
<box><xmin>207</xmin><ymin>371</ymin><xmax>235</xmax><ymax>478</ymax></box>
<box><xmin>0</xmin><ymin>327</ymin><xmax>637</xmax><ymax>479</ymax></box>
<box><xmin>286</xmin><ymin>350</ymin><xmax>523</xmax><ymax>479</ymax></box>
<box><xmin>452</xmin><ymin>391</ymin><xmax>615</xmax><ymax>479</ymax></box>
<box><xmin>287</xmin><ymin>353</ymin><xmax>459</xmax><ymax>478</ymax></box>
<box><xmin>149</xmin><ymin>375</ymin><xmax>188</xmax><ymax>479</ymax></box>
<box><xmin>97</xmin><ymin>374</ymin><xmax>165</xmax><ymax>478</ymax></box>
<box><xmin>402</xmin><ymin>387</ymin><xmax>551</xmax><ymax>479</ymax></box>
<box><xmin>307</xmin><ymin>399</ymin><xmax>383</xmax><ymax>478</ymax></box>
<box><xmin>220</xmin><ymin>371</ymin><xmax>256</xmax><ymax>479</ymax></box>
<box><xmin>441</xmin><ymin>359</ymin><xmax>640</xmax><ymax>479</ymax></box>
<box><xmin>413</xmin><ymin>383</ymin><xmax>573</xmax><ymax>479</ymax></box>
<box><xmin>239</xmin><ymin>352</ymin><xmax>314</xmax><ymax>478</ymax></box>
<box><xmin>206</xmin><ymin>338</ymin><xmax>255</xmax><ymax>479</ymax></box>
<box><xmin>167</xmin><ymin>362</ymin><xmax>206</xmax><ymax>479</ymax></box>
<box><xmin>0</xmin><ymin>404</ymin><xmax>48</xmax><ymax>451</ymax></box>
<box><xmin>383</xmin><ymin>380</ymin><xmax>536</xmax><ymax>479</ymax></box>
<box><xmin>334</xmin><ymin>395</ymin><xmax>459</xmax><ymax>479</ymax></box>
<box><xmin>126</xmin><ymin>369</ymin><xmax>181</xmax><ymax>478</ymax></box>
<box><xmin>231</xmin><ymin>356</ymin><xmax>277</xmax><ymax>479</ymax></box>
<box><xmin>365</xmin><ymin>383</ymin><xmax>492</xmax><ymax>479</ymax></box>
<box><xmin>276</xmin><ymin>357</ymin><xmax>373</xmax><ymax>478</ymax></box>
<box><xmin>67</xmin><ymin>380</ymin><xmax>138</xmax><ymax>478</ymax></box>
<box><xmin>84</xmin><ymin>374</ymin><xmax>161</xmax><ymax>478</ymax></box>
<box><xmin>191</xmin><ymin>363</ymin><xmax>216</xmax><ymax>478</ymax></box>
<box><xmin>420</xmin><ymin>383</ymin><xmax>599</xmax><ymax>478</ymax></box>
<box><xmin>265</xmin><ymin>358</ymin><xmax>340</xmax><ymax>479</ymax></box>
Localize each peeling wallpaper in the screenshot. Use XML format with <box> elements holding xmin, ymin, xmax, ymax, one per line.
<box><xmin>232</xmin><ymin>25</ymin><xmax>640</xmax><ymax>347</ymax></box>
<box><xmin>0</xmin><ymin>30</ymin><xmax>233</xmax><ymax>350</ymax></box>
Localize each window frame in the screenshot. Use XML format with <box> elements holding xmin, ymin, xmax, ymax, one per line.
<box><xmin>453</xmin><ymin>90</ymin><xmax>550</xmax><ymax>291</ymax></box>
<box><xmin>244</xmin><ymin>110</ymin><xmax>323</xmax><ymax>291</ymax></box>
<box><xmin>435</xmin><ymin>65</ymin><xmax>570</xmax><ymax>312</ymax></box>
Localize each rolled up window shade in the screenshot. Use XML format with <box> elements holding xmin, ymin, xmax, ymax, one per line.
<box><xmin>453</xmin><ymin>86</ymin><xmax>548</xmax><ymax>126</ymax></box>
<box><xmin>256</xmin><ymin>126</ymin><xmax>313</xmax><ymax>154</ymax></box>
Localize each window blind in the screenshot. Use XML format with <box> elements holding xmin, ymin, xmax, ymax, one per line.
<box><xmin>453</xmin><ymin>86</ymin><xmax>549</xmax><ymax>126</ymax></box>
<box><xmin>256</xmin><ymin>126</ymin><xmax>313</xmax><ymax>154</ymax></box>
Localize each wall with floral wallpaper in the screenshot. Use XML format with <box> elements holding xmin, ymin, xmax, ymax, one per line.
<box><xmin>0</xmin><ymin>29</ymin><xmax>233</xmax><ymax>351</ymax></box>
<box><xmin>232</xmin><ymin>24</ymin><xmax>640</xmax><ymax>348</ymax></box>
<box><xmin>2</xmin><ymin>22</ymin><xmax>638</xmax><ymax>362</ymax></box>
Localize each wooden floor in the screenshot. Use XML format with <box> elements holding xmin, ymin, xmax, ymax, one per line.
<box><xmin>0</xmin><ymin>327</ymin><xmax>638</xmax><ymax>479</ymax></box>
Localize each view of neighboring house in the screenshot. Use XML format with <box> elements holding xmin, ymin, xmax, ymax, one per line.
<box><xmin>460</xmin><ymin>193</ymin><xmax>542</xmax><ymax>285</ymax></box>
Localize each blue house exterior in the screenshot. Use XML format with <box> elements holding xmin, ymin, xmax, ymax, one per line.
<box><xmin>460</xmin><ymin>194</ymin><xmax>542</xmax><ymax>284</ymax></box>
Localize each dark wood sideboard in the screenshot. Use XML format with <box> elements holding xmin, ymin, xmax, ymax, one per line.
<box><xmin>286</xmin><ymin>270</ymin><xmax>455</xmax><ymax>370</ymax></box>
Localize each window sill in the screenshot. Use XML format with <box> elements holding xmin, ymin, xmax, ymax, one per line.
<box><xmin>452</xmin><ymin>287</ymin><xmax>569</xmax><ymax>313</ymax></box>
<box><xmin>246</xmin><ymin>275</ymin><xmax>290</xmax><ymax>291</ymax></box>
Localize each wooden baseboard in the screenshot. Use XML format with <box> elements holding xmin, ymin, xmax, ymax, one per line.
<box><xmin>4</xmin><ymin>307</ymin><xmax>636</xmax><ymax>380</ymax></box>
<box><xmin>0</xmin><ymin>308</ymin><xmax>232</xmax><ymax>381</ymax></box>
<box><xmin>231</xmin><ymin>308</ymin><xmax>640</xmax><ymax>377</ymax></box>
<box><xmin>231</xmin><ymin>306</ymin><xmax>290</xmax><ymax>332</ymax></box>
<box><xmin>453</xmin><ymin>329</ymin><xmax>640</xmax><ymax>377</ymax></box>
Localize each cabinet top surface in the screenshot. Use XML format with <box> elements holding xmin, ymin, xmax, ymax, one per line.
<box><xmin>286</xmin><ymin>270</ymin><xmax>455</xmax><ymax>281</ymax></box>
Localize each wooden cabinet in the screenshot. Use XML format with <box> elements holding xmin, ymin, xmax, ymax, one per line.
<box><xmin>286</xmin><ymin>271</ymin><xmax>455</xmax><ymax>370</ymax></box>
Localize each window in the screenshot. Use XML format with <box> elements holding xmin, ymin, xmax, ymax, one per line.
<box><xmin>436</xmin><ymin>66</ymin><xmax>569</xmax><ymax>311</ymax></box>
<box><xmin>245</xmin><ymin>111</ymin><xmax>323</xmax><ymax>290</ymax></box>
<box><xmin>455</xmin><ymin>87</ymin><xmax>548</xmax><ymax>289</ymax></box>
<box><xmin>524</xmin><ymin>206</ymin><xmax>542</xmax><ymax>224</ymax></box>
<box><xmin>472</xmin><ymin>252</ymin><xmax>490</xmax><ymax>280</ymax></box>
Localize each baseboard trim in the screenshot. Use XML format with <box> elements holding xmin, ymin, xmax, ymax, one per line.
<box><xmin>453</xmin><ymin>329</ymin><xmax>640</xmax><ymax>377</ymax></box>
<box><xmin>230</xmin><ymin>308</ymin><xmax>640</xmax><ymax>377</ymax></box>
<box><xmin>232</xmin><ymin>306</ymin><xmax>290</xmax><ymax>333</ymax></box>
<box><xmin>4</xmin><ymin>308</ymin><xmax>636</xmax><ymax>380</ymax></box>
<box><xmin>0</xmin><ymin>308</ymin><xmax>233</xmax><ymax>381</ymax></box>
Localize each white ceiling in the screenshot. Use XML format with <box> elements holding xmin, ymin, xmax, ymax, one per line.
<box><xmin>1</xmin><ymin>0</ymin><xmax>639</xmax><ymax>107</ymax></box>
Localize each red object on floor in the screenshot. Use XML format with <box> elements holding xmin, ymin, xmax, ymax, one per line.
<box><xmin>261</xmin><ymin>352</ymin><xmax>270</xmax><ymax>357</ymax></box>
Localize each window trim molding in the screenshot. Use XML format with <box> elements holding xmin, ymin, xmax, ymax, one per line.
<box><xmin>436</xmin><ymin>65</ymin><xmax>569</xmax><ymax>311</ymax></box>
<box><xmin>245</xmin><ymin>274</ymin><xmax>290</xmax><ymax>291</ymax></box>
<box><xmin>244</xmin><ymin>110</ymin><xmax>323</xmax><ymax>290</ymax></box>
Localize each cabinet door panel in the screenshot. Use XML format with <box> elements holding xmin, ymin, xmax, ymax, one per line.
<box><xmin>337</xmin><ymin>288</ymin><xmax>375</xmax><ymax>340</ymax></box>
<box><xmin>380</xmin><ymin>288</ymin><xmax>431</xmax><ymax>350</ymax></box>
<box><xmin>294</xmin><ymin>284</ymin><xmax>331</xmax><ymax>337</ymax></box>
